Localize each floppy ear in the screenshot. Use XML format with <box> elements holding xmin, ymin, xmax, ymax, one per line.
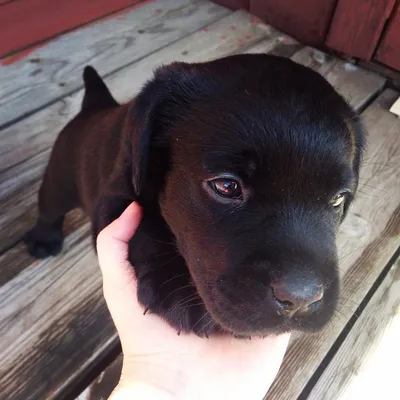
<box><xmin>91</xmin><ymin>150</ymin><xmax>136</xmax><ymax>246</ymax></box>
<box><xmin>129</xmin><ymin>61</ymin><xmax>203</xmax><ymax>196</ymax></box>
<box><xmin>342</xmin><ymin>113</ymin><xmax>367</xmax><ymax>219</ymax></box>
<box><xmin>91</xmin><ymin>62</ymin><xmax>193</xmax><ymax>242</ymax></box>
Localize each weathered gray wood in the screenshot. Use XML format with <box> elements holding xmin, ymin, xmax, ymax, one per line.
<box><xmin>0</xmin><ymin>3</ymin><xmax>395</xmax><ymax>399</ymax></box>
<box><xmin>266</xmin><ymin>90</ymin><xmax>400</xmax><ymax>400</ymax></box>
<box><xmin>308</xmin><ymin>257</ymin><xmax>400</xmax><ymax>400</ymax></box>
<box><xmin>292</xmin><ymin>47</ymin><xmax>385</xmax><ymax>110</ymax></box>
<box><xmin>0</xmin><ymin>0</ymin><xmax>230</xmax><ymax>128</ymax></box>
<box><xmin>0</xmin><ymin>11</ymin><xmax>289</xmax><ymax>251</ymax></box>
<box><xmin>0</xmin><ymin>226</ymin><xmax>116</xmax><ymax>400</ymax></box>
<box><xmin>0</xmin><ymin>209</ymin><xmax>88</xmax><ymax>285</ymax></box>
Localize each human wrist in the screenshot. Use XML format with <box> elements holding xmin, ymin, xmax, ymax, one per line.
<box><xmin>109</xmin><ymin>382</ymin><xmax>176</xmax><ymax>400</ymax></box>
<box><xmin>114</xmin><ymin>357</ymin><xmax>187</xmax><ymax>399</ymax></box>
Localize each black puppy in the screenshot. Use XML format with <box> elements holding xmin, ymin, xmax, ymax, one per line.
<box><xmin>24</xmin><ymin>54</ymin><xmax>365</xmax><ymax>337</ymax></box>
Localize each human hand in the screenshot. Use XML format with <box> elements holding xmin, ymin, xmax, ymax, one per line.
<box><xmin>97</xmin><ymin>202</ymin><xmax>290</xmax><ymax>400</ymax></box>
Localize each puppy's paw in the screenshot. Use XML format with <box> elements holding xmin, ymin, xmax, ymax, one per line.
<box><xmin>137</xmin><ymin>272</ymin><xmax>218</xmax><ymax>337</ymax></box>
<box><xmin>24</xmin><ymin>226</ymin><xmax>64</xmax><ymax>258</ymax></box>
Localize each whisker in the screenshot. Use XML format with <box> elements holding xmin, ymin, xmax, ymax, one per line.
<box><xmin>160</xmin><ymin>284</ymin><xmax>196</xmax><ymax>308</ymax></box>
<box><xmin>159</xmin><ymin>273</ymin><xmax>191</xmax><ymax>288</ymax></box>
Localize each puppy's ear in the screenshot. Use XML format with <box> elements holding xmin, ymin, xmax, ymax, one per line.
<box><xmin>91</xmin><ymin>155</ymin><xmax>136</xmax><ymax>246</ymax></box>
<box><xmin>129</xmin><ymin>62</ymin><xmax>196</xmax><ymax>195</ymax></box>
<box><xmin>92</xmin><ymin>62</ymin><xmax>196</xmax><ymax>243</ymax></box>
<box><xmin>343</xmin><ymin>114</ymin><xmax>367</xmax><ymax>219</ymax></box>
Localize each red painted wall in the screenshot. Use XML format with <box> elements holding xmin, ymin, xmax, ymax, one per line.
<box><xmin>0</xmin><ymin>0</ymin><xmax>143</xmax><ymax>58</ymax></box>
<box><xmin>250</xmin><ymin>0</ymin><xmax>338</xmax><ymax>45</ymax></box>
<box><xmin>326</xmin><ymin>0</ymin><xmax>396</xmax><ymax>60</ymax></box>
<box><xmin>375</xmin><ymin>3</ymin><xmax>400</xmax><ymax>71</ymax></box>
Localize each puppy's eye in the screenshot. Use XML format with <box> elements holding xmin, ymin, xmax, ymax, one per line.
<box><xmin>210</xmin><ymin>178</ymin><xmax>243</xmax><ymax>199</ymax></box>
<box><xmin>331</xmin><ymin>193</ymin><xmax>346</xmax><ymax>207</ymax></box>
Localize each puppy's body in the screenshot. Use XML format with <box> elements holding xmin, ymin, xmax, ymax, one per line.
<box><xmin>25</xmin><ymin>55</ymin><xmax>365</xmax><ymax>337</ymax></box>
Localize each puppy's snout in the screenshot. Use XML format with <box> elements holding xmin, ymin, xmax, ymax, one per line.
<box><xmin>271</xmin><ymin>274</ymin><xmax>324</xmax><ymax>317</ymax></box>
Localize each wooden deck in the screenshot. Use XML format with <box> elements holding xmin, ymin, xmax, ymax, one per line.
<box><xmin>0</xmin><ymin>1</ymin><xmax>399</xmax><ymax>399</ymax></box>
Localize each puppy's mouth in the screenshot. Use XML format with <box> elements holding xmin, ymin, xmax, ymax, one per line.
<box><xmin>200</xmin><ymin>291</ymin><xmax>329</xmax><ymax>337</ymax></box>
<box><xmin>187</xmin><ymin>264</ymin><xmax>335</xmax><ymax>337</ymax></box>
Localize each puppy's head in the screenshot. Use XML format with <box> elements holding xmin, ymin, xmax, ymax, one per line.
<box><xmin>130</xmin><ymin>54</ymin><xmax>365</xmax><ymax>336</ymax></box>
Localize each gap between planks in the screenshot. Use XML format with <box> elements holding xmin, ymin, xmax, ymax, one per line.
<box><xmin>307</xmin><ymin>256</ymin><xmax>400</xmax><ymax>400</ymax></box>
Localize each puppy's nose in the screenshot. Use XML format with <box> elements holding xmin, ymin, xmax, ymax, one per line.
<box><xmin>271</xmin><ymin>277</ymin><xmax>324</xmax><ymax>317</ymax></box>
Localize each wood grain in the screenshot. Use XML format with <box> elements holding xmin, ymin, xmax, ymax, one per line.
<box><xmin>0</xmin><ymin>11</ymin><xmax>290</xmax><ymax>251</ymax></box>
<box><xmin>307</xmin><ymin>257</ymin><xmax>400</xmax><ymax>400</ymax></box>
<box><xmin>266</xmin><ymin>89</ymin><xmax>400</xmax><ymax>400</ymax></box>
<box><xmin>375</xmin><ymin>3</ymin><xmax>400</xmax><ymax>71</ymax></box>
<box><xmin>249</xmin><ymin>0</ymin><xmax>338</xmax><ymax>45</ymax></box>
<box><xmin>291</xmin><ymin>47</ymin><xmax>385</xmax><ymax>110</ymax></box>
<box><xmin>326</xmin><ymin>0</ymin><xmax>396</xmax><ymax>60</ymax></box>
<box><xmin>0</xmin><ymin>0</ymin><xmax>230</xmax><ymax>128</ymax></box>
<box><xmin>0</xmin><ymin>0</ymin><xmax>144</xmax><ymax>58</ymax></box>
<box><xmin>0</xmin><ymin>209</ymin><xmax>88</xmax><ymax>282</ymax></box>
<box><xmin>0</xmin><ymin>4</ymin><xmax>395</xmax><ymax>399</ymax></box>
<box><xmin>0</xmin><ymin>226</ymin><xmax>118</xmax><ymax>400</ymax></box>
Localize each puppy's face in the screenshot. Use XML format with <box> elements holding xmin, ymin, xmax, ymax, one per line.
<box><xmin>132</xmin><ymin>55</ymin><xmax>364</xmax><ymax>336</ymax></box>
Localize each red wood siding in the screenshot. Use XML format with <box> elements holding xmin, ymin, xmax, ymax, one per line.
<box><xmin>249</xmin><ymin>0</ymin><xmax>338</xmax><ymax>45</ymax></box>
<box><xmin>375</xmin><ymin>3</ymin><xmax>400</xmax><ymax>71</ymax></box>
<box><xmin>326</xmin><ymin>0</ymin><xmax>396</xmax><ymax>60</ymax></box>
<box><xmin>0</xmin><ymin>0</ymin><xmax>143</xmax><ymax>58</ymax></box>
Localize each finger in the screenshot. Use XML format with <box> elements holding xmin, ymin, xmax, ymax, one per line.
<box><xmin>96</xmin><ymin>203</ymin><xmax>145</xmax><ymax>331</ymax></box>
<box><xmin>97</xmin><ymin>202</ymin><xmax>142</xmax><ymax>279</ymax></box>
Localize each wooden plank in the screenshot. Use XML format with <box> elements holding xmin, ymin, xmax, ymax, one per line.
<box><xmin>326</xmin><ymin>0</ymin><xmax>396</xmax><ymax>61</ymax></box>
<box><xmin>0</xmin><ymin>209</ymin><xmax>88</xmax><ymax>284</ymax></box>
<box><xmin>0</xmin><ymin>226</ymin><xmax>118</xmax><ymax>400</ymax></box>
<box><xmin>0</xmin><ymin>0</ymin><xmax>230</xmax><ymax>128</ymax></box>
<box><xmin>358</xmin><ymin>58</ymin><xmax>400</xmax><ymax>84</ymax></box>
<box><xmin>0</xmin><ymin>11</ymin><xmax>289</xmax><ymax>252</ymax></box>
<box><xmin>249</xmin><ymin>0</ymin><xmax>338</xmax><ymax>45</ymax></box>
<box><xmin>266</xmin><ymin>89</ymin><xmax>400</xmax><ymax>400</ymax></box>
<box><xmin>291</xmin><ymin>47</ymin><xmax>385</xmax><ymax>110</ymax></box>
<box><xmin>307</xmin><ymin>257</ymin><xmax>400</xmax><ymax>400</ymax></box>
<box><xmin>0</xmin><ymin>0</ymin><xmax>144</xmax><ymax>58</ymax></box>
<box><xmin>375</xmin><ymin>3</ymin><xmax>400</xmax><ymax>71</ymax></box>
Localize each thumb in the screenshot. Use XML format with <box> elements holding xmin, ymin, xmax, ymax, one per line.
<box><xmin>96</xmin><ymin>202</ymin><xmax>142</xmax><ymax>286</ymax></box>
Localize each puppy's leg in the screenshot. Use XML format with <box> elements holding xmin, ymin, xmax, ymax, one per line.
<box><xmin>24</xmin><ymin>163</ymin><xmax>79</xmax><ymax>258</ymax></box>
